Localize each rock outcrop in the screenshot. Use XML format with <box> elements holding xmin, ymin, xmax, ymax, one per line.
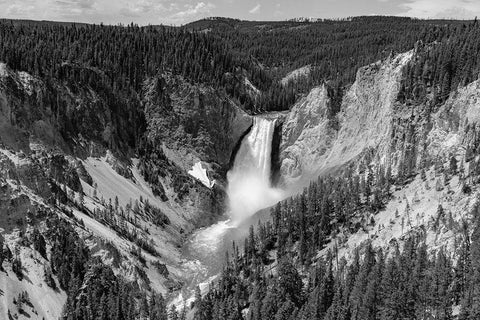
<box><xmin>143</xmin><ymin>73</ymin><xmax>253</xmax><ymax>181</ymax></box>
<box><xmin>279</xmin><ymin>85</ymin><xmax>334</xmax><ymax>187</ymax></box>
<box><xmin>428</xmin><ymin>79</ymin><xmax>480</xmax><ymax>156</ymax></box>
<box><xmin>280</xmin><ymin>51</ymin><xmax>414</xmax><ymax>187</ymax></box>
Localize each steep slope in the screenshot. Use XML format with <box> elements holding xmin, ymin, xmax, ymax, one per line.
<box><xmin>0</xmin><ymin>60</ymin><xmax>253</xmax><ymax>319</ymax></box>
<box><xmin>279</xmin><ymin>85</ymin><xmax>334</xmax><ymax>187</ymax></box>
<box><xmin>142</xmin><ymin>73</ymin><xmax>252</xmax><ymax>184</ymax></box>
<box><xmin>279</xmin><ymin>48</ymin><xmax>480</xmax><ymax>264</ymax></box>
<box><xmin>320</xmin><ymin>74</ymin><xmax>480</xmax><ymax>267</ymax></box>
<box><xmin>192</xmin><ymin>46</ymin><xmax>480</xmax><ymax>320</ymax></box>
<box><xmin>280</xmin><ymin>51</ymin><xmax>413</xmax><ymax>186</ymax></box>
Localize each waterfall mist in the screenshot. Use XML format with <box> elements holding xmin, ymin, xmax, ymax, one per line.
<box><xmin>227</xmin><ymin>117</ymin><xmax>284</xmax><ymax>224</ymax></box>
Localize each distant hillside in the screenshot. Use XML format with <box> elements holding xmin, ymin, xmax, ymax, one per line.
<box><xmin>0</xmin><ymin>18</ymin><xmax>89</xmax><ymax>27</ymax></box>
<box><xmin>185</xmin><ymin>16</ymin><xmax>473</xmax><ymax>112</ymax></box>
<box><xmin>185</xmin><ymin>16</ymin><xmax>469</xmax><ymax>75</ymax></box>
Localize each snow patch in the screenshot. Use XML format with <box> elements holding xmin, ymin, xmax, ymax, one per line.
<box><xmin>188</xmin><ymin>161</ymin><xmax>214</xmax><ymax>188</ymax></box>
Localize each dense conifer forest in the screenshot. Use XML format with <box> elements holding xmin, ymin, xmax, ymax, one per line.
<box><xmin>186</xmin><ymin>17</ymin><xmax>476</xmax><ymax>110</ymax></box>
<box><xmin>3</xmin><ymin>16</ymin><xmax>480</xmax><ymax>320</ymax></box>
<box><xmin>0</xmin><ymin>16</ymin><xmax>475</xmax><ymax>114</ymax></box>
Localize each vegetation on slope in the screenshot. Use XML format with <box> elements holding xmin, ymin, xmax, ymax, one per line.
<box><xmin>3</xmin><ymin>16</ymin><xmax>480</xmax><ymax>320</ymax></box>
<box><xmin>190</xmin><ymin>18</ymin><xmax>480</xmax><ymax>320</ymax></box>
<box><xmin>192</xmin><ymin>128</ymin><xmax>480</xmax><ymax>320</ymax></box>
<box><xmin>187</xmin><ymin>16</ymin><xmax>473</xmax><ymax>111</ymax></box>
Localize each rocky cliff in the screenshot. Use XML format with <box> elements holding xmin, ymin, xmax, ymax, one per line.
<box><xmin>280</xmin><ymin>51</ymin><xmax>414</xmax><ymax>187</ymax></box>
<box><xmin>143</xmin><ymin>73</ymin><xmax>252</xmax><ymax>183</ymax></box>
<box><xmin>4</xmin><ymin>44</ymin><xmax>480</xmax><ymax>318</ymax></box>
<box><xmin>278</xmin><ymin>49</ymin><xmax>480</xmax><ymax>275</ymax></box>
<box><xmin>317</xmin><ymin>74</ymin><xmax>480</xmax><ymax>268</ymax></box>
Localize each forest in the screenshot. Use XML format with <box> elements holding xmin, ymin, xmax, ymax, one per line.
<box><xmin>0</xmin><ymin>209</ymin><xmax>173</xmax><ymax>319</ymax></box>
<box><xmin>2</xmin><ymin>15</ymin><xmax>480</xmax><ymax>320</ymax></box>
<box><xmin>0</xmin><ymin>16</ymin><xmax>475</xmax><ymax>115</ymax></box>
<box><xmin>192</xmin><ymin>127</ymin><xmax>480</xmax><ymax>320</ymax></box>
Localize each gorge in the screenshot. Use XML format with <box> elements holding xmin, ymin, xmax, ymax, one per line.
<box><xmin>1</xmin><ymin>16</ymin><xmax>480</xmax><ymax>320</ymax></box>
<box><xmin>180</xmin><ymin>116</ymin><xmax>285</xmax><ymax>304</ymax></box>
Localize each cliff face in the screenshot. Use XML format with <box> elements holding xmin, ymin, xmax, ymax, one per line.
<box><xmin>137</xmin><ymin>74</ymin><xmax>253</xmax><ymax>229</ymax></box>
<box><xmin>428</xmin><ymin>79</ymin><xmax>480</xmax><ymax>156</ymax></box>
<box><xmin>280</xmin><ymin>51</ymin><xmax>413</xmax><ymax>187</ymax></box>
<box><xmin>279</xmin><ymin>49</ymin><xmax>480</xmax><ymax>272</ymax></box>
<box><xmin>279</xmin><ymin>85</ymin><xmax>334</xmax><ymax>186</ymax></box>
<box><xmin>318</xmin><ymin>77</ymin><xmax>480</xmax><ymax>265</ymax></box>
<box><xmin>143</xmin><ymin>74</ymin><xmax>252</xmax><ymax>181</ymax></box>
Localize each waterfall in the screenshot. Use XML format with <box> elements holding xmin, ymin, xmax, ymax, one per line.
<box><xmin>178</xmin><ymin>116</ymin><xmax>284</xmax><ymax>307</ymax></box>
<box><xmin>227</xmin><ymin>117</ymin><xmax>283</xmax><ymax>224</ymax></box>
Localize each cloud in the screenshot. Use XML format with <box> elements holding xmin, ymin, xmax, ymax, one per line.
<box><xmin>54</xmin><ymin>0</ymin><xmax>96</xmax><ymax>16</ymax></box>
<box><xmin>120</xmin><ymin>0</ymin><xmax>169</xmax><ymax>18</ymax></box>
<box><xmin>167</xmin><ymin>2</ymin><xmax>215</xmax><ymax>23</ymax></box>
<box><xmin>274</xmin><ymin>3</ymin><xmax>283</xmax><ymax>17</ymax></box>
<box><xmin>249</xmin><ymin>3</ymin><xmax>261</xmax><ymax>14</ymax></box>
<box><xmin>399</xmin><ymin>0</ymin><xmax>480</xmax><ymax>19</ymax></box>
<box><xmin>55</xmin><ymin>0</ymin><xmax>95</xmax><ymax>9</ymax></box>
<box><xmin>0</xmin><ymin>0</ymin><xmax>37</xmax><ymax>18</ymax></box>
<box><xmin>5</xmin><ymin>3</ymin><xmax>35</xmax><ymax>16</ymax></box>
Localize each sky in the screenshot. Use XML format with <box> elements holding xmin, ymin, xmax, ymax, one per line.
<box><xmin>1</xmin><ymin>0</ymin><xmax>479</xmax><ymax>25</ymax></box>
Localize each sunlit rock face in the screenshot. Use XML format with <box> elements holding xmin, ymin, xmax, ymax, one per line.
<box><xmin>280</xmin><ymin>51</ymin><xmax>414</xmax><ymax>187</ymax></box>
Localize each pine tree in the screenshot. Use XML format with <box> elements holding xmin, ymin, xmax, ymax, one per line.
<box><xmin>0</xmin><ymin>234</ymin><xmax>4</xmax><ymax>269</ymax></box>
<box><xmin>431</xmin><ymin>248</ymin><xmax>453</xmax><ymax>319</ymax></box>
<box><xmin>277</xmin><ymin>258</ymin><xmax>304</xmax><ymax>307</ymax></box>
<box><xmin>379</xmin><ymin>249</ymin><xmax>402</xmax><ymax>320</ymax></box>
<box><xmin>32</xmin><ymin>228</ymin><xmax>47</xmax><ymax>258</ymax></box>
<box><xmin>261</xmin><ymin>285</ymin><xmax>281</xmax><ymax>320</ymax></box>
<box><xmin>169</xmin><ymin>304</ymin><xmax>179</xmax><ymax>320</ymax></box>
<box><xmin>450</xmin><ymin>156</ymin><xmax>458</xmax><ymax>174</ymax></box>
<box><xmin>459</xmin><ymin>218</ymin><xmax>480</xmax><ymax>319</ymax></box>
<box><xmin>12</xmin><ymin>255</ymin><xmax>23</xmax><ymax>280</ymax></box>
<box><xmin>79</xmin><ymin>191</ymin><xmax>85</xmax><ymax>207</ymax></box>
<box><xmin>359</xmin><ymin>248</ymin><xmax>384</xmax><ymax>320</ymax></box>
<box><xmin>275</xmin><ymin>299</ymin><xmax>297</xmax><ymax>320</ymax></box>
<box><xmin>454</xmin><ymin>233</ymin><xmax>470</xmax><ymax>304</ymax></box>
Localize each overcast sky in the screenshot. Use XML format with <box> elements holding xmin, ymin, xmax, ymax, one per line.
<box><xmin>1</xmin><ymin>0</ymin><xmax>479</xmax><ymax>25</ymax></box>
